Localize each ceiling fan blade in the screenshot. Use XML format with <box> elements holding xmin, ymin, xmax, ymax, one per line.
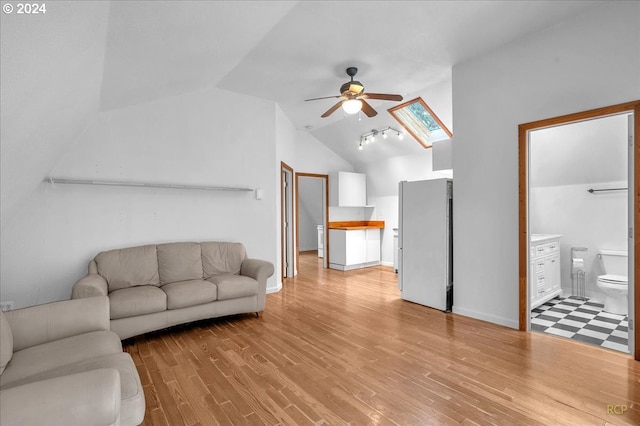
<box><xmin>321</xmin><ymin>101</ymin><xmax>344</xmax><ymax>118</ymax></box>
<box><xmin>360</xmin><ymin>100</ymin><xmax>377</xmax><ymax>117</ymax></box>
<box><xmin>305</xmin><ymin>95</ymin><xmax>342</xmax><ymax>102</ymax></box>
<box><xmin>360</xmin><ymin>93</ymin><xmax>404</xmax><ymax>102</ymax></box>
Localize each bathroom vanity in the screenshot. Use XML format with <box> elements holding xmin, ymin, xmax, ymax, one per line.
<box><xmin>530</xmin><ymin>234</ymin><xmax>563</xmax><ymax>309</ymax></box>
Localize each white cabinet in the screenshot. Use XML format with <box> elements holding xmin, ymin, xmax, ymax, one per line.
<box><xmin>329</xmin><ymin>228</ymin><xmax>381</xmax><ymax>271</ymax></box>
<box><xmin>365</xmin><ymin>228</ymin><xmax>381</xmax><ymax>263</ymax></box>
<box><xmin>530</xmin><ymin>234</ymin><xmax>562</xmax><ymax>309</ymax></box>
<box><xmin>330</xmin><ymin>172</ymin><xmax>367</xmax><ymax>207</ymax></box>
<box><xmin>345</xmin><ymin>230</ymin><xmax>366</xmax><ymax>265</ymax></box>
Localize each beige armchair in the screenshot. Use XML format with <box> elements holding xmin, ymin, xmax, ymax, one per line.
<box><xmin>0</xmin><ymin>296</ymin><xmax>145</xmax><ymax>425</ymax></box>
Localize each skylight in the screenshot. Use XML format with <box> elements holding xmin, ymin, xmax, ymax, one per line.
<box><xmin>388</xmin><ymin>97</ymin><xmax>452</xmax><ymax>148</ymax></box>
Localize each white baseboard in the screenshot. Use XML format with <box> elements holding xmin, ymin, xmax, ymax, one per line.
<box><xmin>266</xmin><ymin>281</ymin><xmax>282</xmax><ymax>294</ymax></box>
<box><xmin>452</xmin><ymin>306</ymin><xmax>519</xmax><ymax>329</ymax></box>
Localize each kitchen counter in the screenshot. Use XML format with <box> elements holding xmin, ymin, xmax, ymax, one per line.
<box><xmin>328</xmin><ymin>222</ymin><xmax>383</xmax><ymax>270</ymax></box>
<box><xmin>328</xmin><ymin>220</ymin><xmax>385</xmax><ymax>230</ymax></box>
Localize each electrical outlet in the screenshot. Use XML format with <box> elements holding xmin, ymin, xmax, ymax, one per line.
<box><xmin>0</xmin><ymin>301</ymin><xmax>15</xmax><ymax>312</ymax></box>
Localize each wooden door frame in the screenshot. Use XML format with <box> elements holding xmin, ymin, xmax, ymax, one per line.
<box><xmin>281</xmin><ymin>162</ymin><xmax>293</xmax><ymax>281</ymax></box>
<box><xmin>518</xmin><ymin>100</ymin><xmax>640</xmax><ymax>360</ymax></box>
<box><xmin>295</xmin><ymin>173</ymin><xmax>329</xmax><ymax>272</ymax></box>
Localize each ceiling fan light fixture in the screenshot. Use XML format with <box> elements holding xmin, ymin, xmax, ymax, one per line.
<box><xmin>342</xmin><ymin>99</ymin><xmax>362</xmax><ymax>115</ymax></box>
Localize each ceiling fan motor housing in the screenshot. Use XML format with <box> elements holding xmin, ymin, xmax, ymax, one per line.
<box><xmin>340</xmin><ymin>81</ymin><xmax>364</xmax><ymax>95</ymax></box>
<box><xmin>341</xmin><ymin>66</ymin><xmax>364</xmax><ymax>94</ymax></box>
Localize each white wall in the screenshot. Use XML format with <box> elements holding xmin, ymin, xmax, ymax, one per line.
<box><xmin>1</xmin><ymin>87</ymin><xmax>279</xmax><ymax>308</ymax></box>
<box><xmin>530</xmin><ymin>182</ymin><xmax>628</xmax><ymax>301</ymax></box>
<box><xmin>452</xmin><ymin>2</ymin><xmax>639</xmax><ymax>328</ymax></box>
<box><xmin>0</xmin><ymin>1</ymin><xmax>109</xmax><ymax>227</ymax></box>
<box><xmin>298</xmin><ymin>177</ymin><xmax>324</xmax><ymax>251</ymax></box>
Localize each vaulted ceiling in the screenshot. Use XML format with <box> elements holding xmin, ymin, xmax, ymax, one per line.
<box><xmin>0</xmin><ymin>0</ymin><xmax>606</xmax><ymax>224</ymax></box>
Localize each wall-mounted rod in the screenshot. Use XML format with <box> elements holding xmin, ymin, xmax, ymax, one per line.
<box><xmin>587</xmin><ymin>187</ymin><xmax>627</xmax><ymax>193</ymax></box>
<box><xmin>45</xmin><ymin>177</ymin><xmax>253</xmax><ymax>192</ymax></box>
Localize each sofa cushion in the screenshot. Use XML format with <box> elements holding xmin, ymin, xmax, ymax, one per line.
<box><xmin>8</xmin><ymin>353</ymin><xmax>142</xmax><ymax>425</ymax></box>
<box><xmin>157</xmin><ymin>242</ymin><xmax>203</xmax><ymax>284</ymax></box>
<box><xmin>0</xmin><ymin>330</ymin><xmax>122</xmax><ymax>388</ymax></box>
<box><xmin>0</xmin><ymin>311</ymin><xmax>13</xmax><ymax>375</ymax></box>
<box><xmin>95</xmin><ymin>244</ymin><xmax>160</xmax><ymax>291</ymax></box>
<box><xmin>207</xmin><ymin>274</ymin><xmax>258</xmax><ymax>301</ymax></box>
<box><xmin>0</xmin><ymin>369</ymin><xmax>122</xmax><ymax>426</ymax></box>
<box><xmin>1</xmin><ymin>353</ymin><xmax>145</xmax><ymax>426</ymax></box>
<box><xmin>109</xmin><ymin>286</ymin><xmax>167</xmax><ymax>320</ymax></box>
<box><xmin>201</xmin><ymin>242</ymin><xmax>246</xmax><ymax>278</ymax></box>
<box><xmin>162</xmin><ymin>280</ymin><xmax>217</xmax><ymax>310</ymax></box>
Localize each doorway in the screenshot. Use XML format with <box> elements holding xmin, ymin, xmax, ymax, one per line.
<box><xmin>528</xmin><ymin>114</ymin><xmax>629</xmax><ymax>353</ymax></box>
<box><xmin>295</xmin><ymin>173</ymin><xmax>329</xmax><ymax>272</ymax></box>
<box><xmin>518</xmin><ymin>100</ymin><xmax>640</xmax><ymax>360</ymax></box>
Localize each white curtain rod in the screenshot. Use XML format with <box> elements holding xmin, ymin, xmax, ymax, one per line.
<box><xmin>45</xmin><ymin>177</ymin><xmax>253</xmax><ymax>192</ymax></box>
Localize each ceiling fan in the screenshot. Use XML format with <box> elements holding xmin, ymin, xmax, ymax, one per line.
<box><xmin>305</xmin><ymin>67</ymin><xmax>403</xmax><ymax>118</ymax></box>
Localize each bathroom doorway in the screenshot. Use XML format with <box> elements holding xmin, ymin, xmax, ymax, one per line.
<box><xmin>519</xmin><ymin>101</ymin><xmax>640</xmax><ymax>360</ymax></box>
<box><xmin>295</xmin><ymin>173</ymin><xmax>329</xmax><ymax>271</ymax></box>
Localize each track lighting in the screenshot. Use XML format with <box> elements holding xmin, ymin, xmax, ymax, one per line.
<box><xmin>358</xmin><ymin>126</ymin><xmax>404</xmax><ymax>151</ymax></box>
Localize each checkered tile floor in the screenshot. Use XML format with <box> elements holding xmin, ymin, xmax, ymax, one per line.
<box><xmin>531</xmin><ymin>296</ymin><xmax>629</xmax><ymax>353</ymax></box>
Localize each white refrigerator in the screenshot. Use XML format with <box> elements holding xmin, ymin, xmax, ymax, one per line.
<box><xmin>398</xmin><ymin>178</ymin><xmax>453</xmax><ymax>312</ymax></box>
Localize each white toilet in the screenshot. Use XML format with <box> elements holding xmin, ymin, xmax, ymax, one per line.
<box><xmin>596</xmin><ymin>250</ymin><xmax>628</xmax><ymax>315</ymax></box>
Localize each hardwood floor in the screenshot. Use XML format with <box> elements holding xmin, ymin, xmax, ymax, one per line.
<box><xmin>123</xmin><ymin>252</ymin><xmax>640</xmax><ymax>425</ymax></box>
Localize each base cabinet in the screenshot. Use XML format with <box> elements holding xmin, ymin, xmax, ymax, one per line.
<box><xmin>329</xmin><ymin>229</ymin><xmax>381</xmax><ymax>270</ymax></box>
<box><xmin>530</xmin><ymin>235</ymin><xmax>562</xmax><ymax>309</ymax></box>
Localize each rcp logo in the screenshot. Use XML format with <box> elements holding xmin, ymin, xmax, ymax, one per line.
<box><xmin>607</xmin><ymin>404</ymin><xmax>628</xmax><ymax>415</ymax></box>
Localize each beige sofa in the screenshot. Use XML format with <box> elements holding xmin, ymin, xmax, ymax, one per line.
<box><xmin>0</xmin><ymin>296</ymin><xmax>145</xmax><ymax>426</ymax></box>
<box><xmin>72</xmin><ymin>241</ymin><xmax>274</xmax><ymax>340</ymax></box>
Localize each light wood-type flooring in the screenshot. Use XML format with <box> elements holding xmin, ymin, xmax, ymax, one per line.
<box><xmin>123</xmin><ymin>251</ymin><xmax>640</xmax><ymax>425</ymax></box>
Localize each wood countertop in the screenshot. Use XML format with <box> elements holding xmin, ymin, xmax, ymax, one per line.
<box><xmin>328</xmin><ymin>221</ymin><xmax>385</xmax><ymax>230</ymax></box>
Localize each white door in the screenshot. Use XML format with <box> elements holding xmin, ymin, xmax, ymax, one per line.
<box><xmin>628</xmin><ymin>113</ymin><xmax>635</xmax><ymax>355</ymax></box>
<box><xmin>282</xmin><ymin>169</ymin><xmax>294</xmax><ymax>278</ymax></box>
<box><xmin>399</xmin><ymin>179</ymin><xmax>449</xmax><ymax>311</ymax></box>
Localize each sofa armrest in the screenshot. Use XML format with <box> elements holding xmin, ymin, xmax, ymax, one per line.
<box><xmin>0</xmin><ymin>368</ymin><xmax>121</xmax><ymax>426</ymax></box>
<box><xmin>5</xmin><ymin>296</ymin><xmax>111</xmax><ymax>352</ymax></box>
<box><xmin>72</xmin><ymin>274</ymin><xmax>109</xmax><ymax>299</ymax></box>
<box><xmin>240</xmin><ymin>259</ymin><xmax>274</xmax><ymax>311</ymax></box>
